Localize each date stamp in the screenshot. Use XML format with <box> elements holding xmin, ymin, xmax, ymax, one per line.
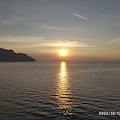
<box><xmin>99</xmin><ymin>111</ymin><xmax>120</xmax><ymax>116</ymax></box>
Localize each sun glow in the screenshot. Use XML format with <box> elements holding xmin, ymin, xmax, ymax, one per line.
<box><xmin>56</xmin><ymin>62</ymin><xmax>72</xmax><ymax>112</ymax></box>
<box><xmin>60</xmin><ymin>50</ymin><xmax>67</xmax><ymax>56</ymax></box>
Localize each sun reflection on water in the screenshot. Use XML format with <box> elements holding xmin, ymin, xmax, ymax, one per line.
<box><xmin>56</xmin><ymin>61</ymin><xmax>73</xmax><ymax>116</ymax></box>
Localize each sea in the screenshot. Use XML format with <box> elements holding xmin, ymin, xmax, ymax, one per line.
<box><xmin>0</xmin><ymin>61</ymin><xmax>120</xmax><ymax>120</ymax></box>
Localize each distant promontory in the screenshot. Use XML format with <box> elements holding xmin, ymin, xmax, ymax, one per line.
<box><xmin>0</xmin><ymin>48</ymin><xmax>36</xmax><ymax>62</ymax></box>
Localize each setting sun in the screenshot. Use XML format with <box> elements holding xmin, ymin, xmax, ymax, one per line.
<box><xmin>60</xmin><ymin>50</ymin><xmax>67</xmax><ymax>56</ymax></box>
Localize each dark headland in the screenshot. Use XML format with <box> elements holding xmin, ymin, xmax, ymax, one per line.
<box><xmin>0</xmin><ymin>48</ymin><xmax>36</xmax><ymax>62</ymax></box>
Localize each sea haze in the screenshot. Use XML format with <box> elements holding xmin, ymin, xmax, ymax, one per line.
<box><xmin>0</xmin><ymin>61</ymin><xmax>120</xmax><ymax>120</ymax></box>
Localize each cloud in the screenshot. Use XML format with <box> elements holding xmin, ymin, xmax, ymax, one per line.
<box><xmin>73</xmin><ymin>13</ymin><xmax>87</xmax><ymax>20</ymax></box>
<box><xmin>39</xmin><ymin>24</ymin><xmax>76</xmax><ymax>31</ymax></box>
<box><xmin>0</xmin><ymin>17</ymin><xmax>24</xmax><ymax>25</ymax></box>
<box><xmin>0</xmin><ymin>35</ymin><xmax>45</xmax><ymax>48</ymax></box>
<box><xmin>0</xmin><ymin>35</ymin><xmax>95</xmax><ymax>49</ymax></box>
<box><xmin>0</xmin><ymin>20</ymin><xmax>9</xmax><ymax>24</ymax></box>
<box><xmin>109</xmin><ymin>37</ymin><xmax>120</xmax><ymax>46</ymax></box>
<box><xmin>37</xmin><ymin>40</ymin><xmax>88</xmax><ymax>47</ymax></box>
<box><xmin>43</xmin><ymin>41</ymin><xmax>96</xmax><ymax>48</ymax></box>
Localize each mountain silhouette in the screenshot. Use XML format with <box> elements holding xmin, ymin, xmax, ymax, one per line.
<box><xmin>0</xmin><ymin>48</ymin><xmax>36</xmax><ymax>62</ymax></box>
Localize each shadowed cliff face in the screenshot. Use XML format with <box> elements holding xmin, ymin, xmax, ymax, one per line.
<box><xmin>0</xmin><ymin>48</ymin><xmax>36</xmax><ymax>62</ymax></box>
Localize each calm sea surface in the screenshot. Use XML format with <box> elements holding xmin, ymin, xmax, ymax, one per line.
<box><xmin>0</xmin><ymin>61</ymin><xmax>120</xmax><ymax>120</ymax></box>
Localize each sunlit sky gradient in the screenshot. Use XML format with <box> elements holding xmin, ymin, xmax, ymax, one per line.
<box><xmin>0</xmin><ymin>0</ymin><xmax>120</xmax><ymax>62</ymax></box>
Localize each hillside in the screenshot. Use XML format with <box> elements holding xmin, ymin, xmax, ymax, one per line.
<box><xmin>0</xmin><ymin>48</ymin><xmax>36</xmax><ymax>62</ymax></box>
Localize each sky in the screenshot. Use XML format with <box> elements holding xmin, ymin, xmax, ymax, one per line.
<box><xmin>0</xmin><ymin>0</ymin><xmax>120</xmax><ymax>62</ymax></box>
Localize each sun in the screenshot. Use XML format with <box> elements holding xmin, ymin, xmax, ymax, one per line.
<box><xmin>60</xmin><ymin>50</ymin><xmax>67</xmax><ymax>56</ymax></box>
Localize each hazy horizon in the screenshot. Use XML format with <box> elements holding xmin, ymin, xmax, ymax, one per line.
<box><xmin>0</xmin><ymin>0</ymin><xmax>120</xmax><ymax>62</ymax></box>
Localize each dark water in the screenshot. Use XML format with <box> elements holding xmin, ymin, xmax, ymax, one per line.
<box><xmin>0</xmin><ymin>61</ymin><xmax>120</xmax><ymax>120</ymax></box>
